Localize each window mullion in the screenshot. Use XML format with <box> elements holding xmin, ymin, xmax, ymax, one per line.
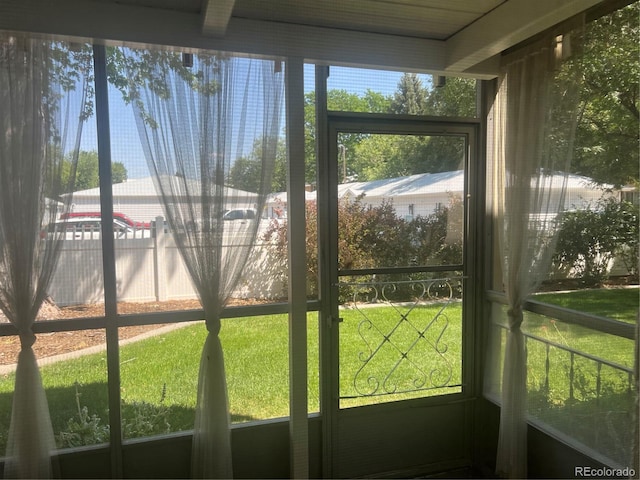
<box><xmin>92</xmin><ymin>43</ymin><xmax>123</xmax><ymax>478</ymax></box>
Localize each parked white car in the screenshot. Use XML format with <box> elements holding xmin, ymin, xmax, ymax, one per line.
<box><xmin>223</xmin><ymin>209</ymin><xmax>256</xmax><ymax>220</ymax></box>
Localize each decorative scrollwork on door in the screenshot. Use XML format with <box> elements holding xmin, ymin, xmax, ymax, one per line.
<box><xmin>339</xmin><ymin>277</ymin><xmax>462</xmax><ymax>398</ymax></box>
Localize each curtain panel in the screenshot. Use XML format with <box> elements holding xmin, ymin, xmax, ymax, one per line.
<box><xmin>490</xmin><ymin>24</ymin><xmax>584</xmax><ymax>479</ymax></box>
<box><xmin>124</xmin><ymin>48</ymin><xmax>284</xmax><ymax>479</ymax></box>
<box><xmin>0</xmin><ymin>34</ymin><xmax>91</xmax><ymax>478</ymax></box>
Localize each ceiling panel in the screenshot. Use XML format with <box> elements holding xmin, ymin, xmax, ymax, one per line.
<box><xmin>0</xmin><ymin>0</ymin><xmax>602</xmax><ymax>76</ymax></box>
<box><xmin>232</xmin><ymin>0</ymin><xmax>506</xmax><ymax>40</ymax></box>
<box><xmin>91</xmin><ymin>0</ymin><xmax>507</xmax><ymax>40</ymax></box>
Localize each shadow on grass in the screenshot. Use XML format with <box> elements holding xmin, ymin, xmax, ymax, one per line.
<box><xmin>0</xmin><ymin>381</ymin><xmax>259</xmax><ymax>454</ymax></box>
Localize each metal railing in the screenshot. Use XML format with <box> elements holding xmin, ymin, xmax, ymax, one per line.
<box><xmin>488</xmin><ymin>292</ymin><xmax>637</xmax><ymax>467</ymax></box>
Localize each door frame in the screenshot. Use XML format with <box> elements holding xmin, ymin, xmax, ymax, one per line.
<box><xmin>317</xmin><ymin>111</ymin><xmax>482</xmax><ymax>478</ymax></box>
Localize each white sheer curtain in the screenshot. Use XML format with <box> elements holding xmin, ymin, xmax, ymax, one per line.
<box><xmin>0</xmin><ymin>34</ymin><xmax>90</xmax><ymax>478</ymax></box>
<box><xmin>491</xmin><ymin>25</ymin><xmax>584</xmax><ymax>478</ymax></box>
<box><xmin>124</xmin><ymin>48</ymin><xmax>283</xmax><ymax>479</ymax></box>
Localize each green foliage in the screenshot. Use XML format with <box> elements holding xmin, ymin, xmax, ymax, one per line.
<box><xmin>337</xmin><ymin>197</ymin><xmax>414</xmax><ymax>270</ymax></box>
<box><xmin>56</xmin><ymin>382</ymin><xmax>173</xmax><ymax>448</ymax></box>
<box><xmin>111</xmin><ymin>161</ymin><xmax>128</xmax><ymax>185</ymax></box>
<box><xmin>302</xmin><ymin>73</ymin><xmax>477</xmax><ymax>185</ymax></box>
<box><xmin>262</xmin><ymin>196</ymin><xmax>463</xmax><ymax>299</ymax></box>
<box><xmin>56</xmin><ymin>382</ymin><xmax>109</xmax><ymax>448</ymax></box>
<box><xmin>552</xmin><ymin>197</ymin><xmax>639</xmax><ymax>285</ymax></box>
<box><xmin>227</xmin><ymin>137</ymin><xmax>287</xmax><ymax>192</ymax></box>
<box><xmin>304</xmin><ymin>89</ymin><xmax>392</xmax><ymax>185</ymax></box>
<box><xmin>524</xmin><ymin>313</ymin><xmax>637</xmax><ymax>466</ymax></box>
<box><xmin>0</xmin><ymin>290</ymin><xmax>634</xmax><ymax>453</ymax></box>
<box><xmin>424</xmin><ymin>77</ymin><xmax>477</xmax><ymax>117</ymax></box>
<box><xmin>49</xmin><ymin>150</ymin><xmax>128</xmax><ymax>195</ymax></box>
<box><xmin>122</xmin><ymin>383</ymin><xmax>172</xmax><ymax>438</ymax></box>
<box><xmin>42</xmin><ymin>41</ymin><xmax>96</xmax><ymax>121</ymax></box>
<box><xmin>122</xmin><ymin>402</ymin><xmax>171</xmax><ymax>438</ymax></box>
<box><xmin>390</xmin><ymin>73</ymin><xmax>428</xmax><ymax>115</ymax></box>
<box><xmin>410</xmin><ymin>195</ymin><xmax>464</xmax><ymax>266</ymax></box>
<box><xmin>572</xmin><ymin>2</ymin><xmax>639</xmax><ymax>187</ymax></box>
<box><xmin>350</xmin><ymin>133</ymin><xmax>465</xmax><ymax>182</ymax></box>
<box><xmin>73</xmin><ymin>150</ymin><xmax>99</xmax><ymax>191</ymax></box>
<box><xmin>535</xmin><ymin>288</ymin><xmax>639</xmax><ymax>324</ymax></box>
<box><xmin>106</xmin><ymin>47</ymin><xmax>222</xmax><ymax>129</ymax></box>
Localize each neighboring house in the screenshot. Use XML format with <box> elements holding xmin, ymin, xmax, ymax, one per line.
<box><xmin>267</xmin><ymin>170</ymin><xmax>616</xmax><ymax>220</ymax></box>
<box><xmin>62</xmin><ymin>176</ymin><xmax>259</xmax><ymax>223</ymax></box>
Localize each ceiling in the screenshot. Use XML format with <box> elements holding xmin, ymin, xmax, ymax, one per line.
<box><xmin>0</xmin><ymin>0</ymin><xmax>608</xmax><ymax>77</ymax></box>
<box><xmin>100</xmin><ymin>0</ymin><xmax>506</xmax><ymax>40</ymax></box>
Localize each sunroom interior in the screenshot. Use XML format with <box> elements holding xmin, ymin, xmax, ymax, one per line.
<box><xmin>0</xmin><ymin>0</ymin><xmax>638</xmax><ymax>478</ymax></box>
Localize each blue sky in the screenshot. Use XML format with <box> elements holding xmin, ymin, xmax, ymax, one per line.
<box><xmin>80</xmin><ymin>62</ymin><xmax>433</xmax><ymax>179</ymax></box>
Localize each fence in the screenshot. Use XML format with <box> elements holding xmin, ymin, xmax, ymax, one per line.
<box><xmin>48</xmin><ymin>217</ymin><xmax>287</xmax><ymax>306</ymax></box>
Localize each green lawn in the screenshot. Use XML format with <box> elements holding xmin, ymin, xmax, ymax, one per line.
<box><xmin>500</xmin><ymin>287</ymin><xmax>637</xmax><ymax>465</ymax></box>
<box><xmin>534</xmin><ymin>287</ymin><xmax>639</xmax><ymax>324</ymax></box>
<box><xmin>338</xmin><ymin>303</ymin><xmax>463</xmax><ymax>408</ymax></box>
<box><xmin>0</xmin><ymin>287</ymin><xmax>636</xmax><ymax>454</ymax></box>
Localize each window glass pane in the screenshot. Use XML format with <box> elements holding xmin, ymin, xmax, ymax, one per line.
<box><xmin>539</xmin><ymin>3</ymin><xmax>639</xmax><ymax>301</ymax></box>
<box><xmin>223</xmin><ymin>315</ymin><xmax>289</xmax><ymax>422</ymax></box>
<box><xmin>0</xmin><ymin>36</ymin><xmax>107</xmax><ymax>453</ymax></box>
<box><xmin>119</xmin><ymin>321</ymin><xmax>200</xmax><ymax>439</ymax></box>
<box><xmin>326</xmin><ymin>66</ymin><xmax>477</xmax><ymax>117</ymax></box>
<box><xmin>525</xmin><ymin>306</ymin><xmax>634</xmax><ymax>465</ymax></box>
<box><xmin>338</xmin><ymin>272</ymin><xmax>463</xmax><ymax>408</ymax></box>
<box><xmin>337</xmin><ymin>132</ymin><xmax>465</xmax><ymax>270</ymax></box>
<box><xmin>0</xmin><ymin>334</ymin><xmax>110</xmax><ymax>452</ymax></box>
<box><xmin>100</xmin><ymin>45</ymin><xmax>288</xmax><ymax>312</ymax></box>
<box><xmin>36</xmin><ymin>42</ymin><xmax>105</xmax><ymax>320</ymax></box>
<box><xmin>308</xmin><ymin>312</ymin><xmax>320</xmax><ymax>414</ymax></box>
<box><xmin>118</xmin><ymin>314</ymin><xmax>292</xmax><ymax>440</ymax></box>
<box><xmin>488</xmin><ymin>301</ymin><xmax>636</xmax><ymax>467</ymax></box>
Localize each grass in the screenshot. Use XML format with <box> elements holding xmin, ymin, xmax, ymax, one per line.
<box><xmin>338</xmin><ymin>302</ymin><xmax>463</xmax><ymax>408</ymax></box>
<box><xmin>494</xmin><ymin>286</ymin><xmax>638</xmax><ymax>466</ymax></box>
<box><xmin>0</xmin><ymin>287</ymin><xmax>636</xmax><ymax>455</ymax></box>
<box><xmin>533</xmin><ymin>287</ymin><xmax>639</xmax><ymax>324</ymax></box>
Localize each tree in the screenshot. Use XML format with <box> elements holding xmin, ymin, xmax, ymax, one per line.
<box><xmin>74</xmin><ymin>150</ymin><xmax>99</xmax><ymax>191</ymax></box>
<box><xmin>111</xmin><ymin>161</ymin><xmax>128</xmax><ymax>184</ymax></box>
<box><xmin>424</xmin><ymin>77</ymin><xmax>476</xmax><ymax>117</ymax></box>
<box><xmin>390</xmin><ymin>73</ymin><xmax>428</xmax><ymax>115</ymax></box>
<box><xmin>572</xmin><ymin>2</ymin><xmax>639</xmax><ymax>187</ymax></box>
<box><xmin>347</xmin><ymin>75</ymin><xmax>474</xmax><ymax>181</ymax></box>
<box><xmin>227</xmin><ymin>137</ymin><xmax>287</xmax><ymax>192</ymax></box>
<box><xmin>54</xmin><ymin>150</ymin><xmax>128</xmax><ymax>194</ymax></box>
<box><xmin>304</xmin><ymin>89</ymin><xmax>392</xmax><ymax>184</ymax></box>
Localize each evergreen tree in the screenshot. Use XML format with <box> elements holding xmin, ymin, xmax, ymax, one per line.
<box><xmin>390</xmin><ymin>73</ymin><xmax>428</xmax><ymax>115</ymax></box>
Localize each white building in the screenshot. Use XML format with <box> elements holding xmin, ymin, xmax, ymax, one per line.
<box><xmin>267</xmin><ymin>170</ymin><xmax>616</xmax><ymax>220</ymax></box>
<box><xmin>63</xmin><ymin>176</ymin><xmax>258</xmax><ymax>223</ymax></box>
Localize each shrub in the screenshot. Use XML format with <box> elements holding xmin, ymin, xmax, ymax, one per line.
<box><xmin>56</xmin><ymin>383</ymin><xmax>172</xmax><ymax>447</ymax></box>
<box><xmin>56</xmin><ymin>383</ymin><xmax>109</xmax><ymax>448</ymax></box>
<box><xmin>552</xmin><ymin>197</ymin><xmax>639</xmax><ymax>285</ymax></box>
<box><xmin>261</xmin><ymin>194</ymin><xmax>463</xmax><ymax>301</ymax></box>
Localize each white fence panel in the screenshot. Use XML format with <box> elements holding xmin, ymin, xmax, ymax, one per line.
<box><xmin>47</xmin><ymin>218</ymin><xmax>287</xmax><ymax>307</ymax></box>
<box><xmin>49</xmin><ymin>240</ymin><xmax>104</xmax><ymax>306</ymax></box>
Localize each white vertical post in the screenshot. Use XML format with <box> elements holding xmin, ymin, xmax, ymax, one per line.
<box><xmin>286</xmin><ymin>57</ymin><xmax>309</xmax><ymax>479</ymax></box>
<box><xmin>154</xmin><ymin>216</ymin><xmax>167</xmax><ymax>301</ymax></box>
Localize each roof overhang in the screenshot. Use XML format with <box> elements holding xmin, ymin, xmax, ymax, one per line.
<box><xmin>0</xmin><ymin>0</ymin><xmax>611</xmax><ymax>78</ymax></box>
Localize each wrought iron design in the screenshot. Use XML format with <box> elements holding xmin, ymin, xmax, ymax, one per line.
<box><xmin>340</xmin><ymin>277</ymin><xmax>462</xmax><ymax>398</ymax></box>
